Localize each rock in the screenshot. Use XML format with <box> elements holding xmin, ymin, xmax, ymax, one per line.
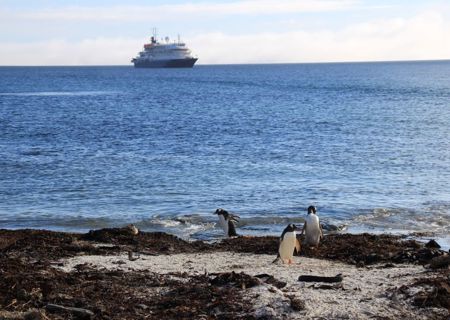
<box><xmin>425</xmin><ymin>239</ymin><xmax>441</xmax><ymax>249</ymax></box>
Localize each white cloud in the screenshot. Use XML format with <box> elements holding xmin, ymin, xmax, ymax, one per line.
<box><xmin>12</xmin><ymin>0</ymin><xmax>358</xmax><ymax>21</ymax></box>
<box><xmin>191</xmin><ymin>11</ymin><xmax>450</xmax><ymax>64</ymax></box>
<box><xmin>0</xmin><ymin>10</ymin><xmax>449</xmax><ymax>65</ymax></box>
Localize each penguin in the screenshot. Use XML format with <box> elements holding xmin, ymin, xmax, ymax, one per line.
<box><xmin>214</xmin><ymin>208</ymin><xmax>239</xmax><ymax>237</ymax></box>
<box><xmin>278</xmin><ymin>224</ymin><xmax>301</xmax><ymax>264</ymax></box>
<box><xmin>301</xmin><ymin>205</ymin><xmax>323</xmax><ymax>247</ymax></box>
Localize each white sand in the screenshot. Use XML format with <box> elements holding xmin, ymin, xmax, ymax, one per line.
<box><xmin>58</xmin><ymin>252</ymin><xmax>447</xmax><ymax>319</ymax></box>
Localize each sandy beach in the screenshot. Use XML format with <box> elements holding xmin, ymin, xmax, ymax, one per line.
<box><xmin>0</xmin><ymin>228</ymin><xmax>449</xmax><ymax>319</ymax></box>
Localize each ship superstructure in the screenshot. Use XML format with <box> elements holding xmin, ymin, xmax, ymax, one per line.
<box><xmin>132</xmin><ymin>31</ymin><xmax>198</xmax><ymax>68</ymax></box>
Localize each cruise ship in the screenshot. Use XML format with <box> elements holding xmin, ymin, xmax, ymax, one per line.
<box><xmin>131</xmin><ymin>31</ymin><xmax>198</xmax><ymax>68</ymax></box>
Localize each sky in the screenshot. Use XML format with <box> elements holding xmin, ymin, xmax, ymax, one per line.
<box><xmin>1</xmin><ymin>0</ymin><xmax>450</xmax><ymax>65</ymax></box>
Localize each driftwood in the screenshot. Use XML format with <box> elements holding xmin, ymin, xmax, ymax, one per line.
<box><xmin>298</xmin><ymin>274</ymin><xmax>343</xmax><ymax>283</ymax></box>
<box><xmin>46</xmin><ymin>304</ymin><xmax>94</xmax><ymax>319</ymax></box>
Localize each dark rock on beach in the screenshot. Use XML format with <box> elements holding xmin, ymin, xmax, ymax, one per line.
<box><xmin>425</xmin><ymin>239</ymin><xmax>441</xmax><ymax>249</ymax></box>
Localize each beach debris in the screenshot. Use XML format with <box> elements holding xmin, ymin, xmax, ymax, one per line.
<box><xmin>395</xmin><ymin>270</ymin><xmax>450</xmax><ymax>310</ymax></box>
<box><xmin>254</xmin><ymin>273</ymin><xmax>287</xmax><ymax>289</ymax></box>
<box><xmin>82</xmin><ymin>227</ymin><xmax>139</xmax><ymax>244</ymax></box>
<box><xmin>80</xmin><ymin>228</ymin><xmax>208</xmax><ymax>253</ymax></box>
<box><xmin>1</xmin><ymin>229</ymin><xmax>449</xmax><ymax>319</ymax></box>
<box><xmin>0</xmin><ymin>309</ymin><xmax>43</xmax><ymax>320</ymax></box>
<box><xmin>425</xmin><ymin>239</ymin><xmax>441</xmax><ymax>249</ymax></box>
<box><xmin>309</xmin><ymin>283</ymin><xmax>344</xmax><ymax>290</ymax></box>
<box><xmin>208</xmin><ymin>272</ymin><xmax>288</xmax><ymax>291</ymax></box>
<box><xmin>390</xmin><ymin>269</ymin><xmax>450</xmax><ymax>319</ymax></box>
<box><xmin>128</xmin><ymin>250</ymin><xmax>139</xmax><ymax>261</ymax></box>
<box><xmin>287</xmin><ymin>295</ymin><xmax>306</xmax><ymax>311</ymax></box>
<box><xmin>74</xmin><ymin>263</ymin><xmax>93</xmax><ymax>272</ymax></box>
<box><xmin>150</xmin><ymin>273</ymin><xmax>253</xmax><ymax>319</ymax></box>
<box><xmin>45</xmin><ymin>304</ymin><xmax>94</xmax><ymax>319</ymax></box>
<box><xmin>298</xmin><ymin>273</ymin><xmax>343</xmax><ymax>283</ymax></box>
<box><xmin>429</xmin><ymin>254</ymin><xmax>450</xmax><ymax>269</ymax></box>
<box><xmin>210</xmin><ymin>271</ymin><xmax>261</xmax><ymax>289</ymax></box>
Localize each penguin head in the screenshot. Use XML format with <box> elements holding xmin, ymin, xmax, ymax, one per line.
<box><xmin>307</xmin><ymin>205</ymin><xmax>316</xmax><ymax>214</ymax></box>
<box><xmin>286</xmin><ymin>224</ymin><xmax>299</xmax><ymax>232</ymax></box>
<box><xmin>280</xmin><ymin>224</ymin><xmax>299</xmax><ymax>240</ymax></box>
<box><xmin>214</xmin><ymin>208</ymin><xmax>229</xmax><ymax>219</ymax></box>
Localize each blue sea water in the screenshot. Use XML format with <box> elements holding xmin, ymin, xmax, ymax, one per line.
<box><xmin>1</xmin><ymin>62</ymin><xmax>450</xmax><ymax>242</ymax></box>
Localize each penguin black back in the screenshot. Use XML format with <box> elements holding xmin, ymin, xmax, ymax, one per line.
<box><xmin>227</xmin><ymin>219</ymin><xmax>238</xmax><ymax>237</ymax></box>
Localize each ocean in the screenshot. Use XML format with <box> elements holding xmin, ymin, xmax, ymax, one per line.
<box><xmin>1</xmin><ymin>62</ymin><xmax>449</xmax><ymax>244</ymax></box>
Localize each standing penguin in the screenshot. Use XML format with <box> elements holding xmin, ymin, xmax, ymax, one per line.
<box><xmin>301</xmin><ymin>205</ymin><xmax>323</xmax><ymax>247</ymax></box>
<box><xmin>214</xmin><ymin>208</ymin><xmax>240</xmax><ymax>237</ymax></box>
<box><xmin>278</xmin><ymin>224</ymin><xmax>301</xmax><ymax>264</ymax></box>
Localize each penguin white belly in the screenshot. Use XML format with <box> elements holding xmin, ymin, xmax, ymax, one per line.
<box><xmin>305</xmin><ymin>215</ymin><xmax>321</xmax><ymax>246</ymax></box>
<box><xmin>218</xmin><ymin>215</ymin><xmax>229</xmax><ymax>236</ymax></box>
<box><xmin>279</xmin><ymin>231</ymin><xmax>297</xmax><ymax>261</ymax></box>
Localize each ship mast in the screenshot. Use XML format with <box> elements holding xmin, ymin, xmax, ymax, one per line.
<box><xmin>151</xmin><ymin>27</ymin><xmax>158</xmax><ymax>44</ymax></box>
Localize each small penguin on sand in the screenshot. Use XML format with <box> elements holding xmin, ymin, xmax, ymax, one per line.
<box><xmin>277</xmin><ymin>224</ymin><xmax>301</xmax><ymax>264</ymax></box>
<box><xmin>214</xmin><ymin>208</ymin><xmax>240</xmax><ymax>237</ymax></box>
<box><xmin>301</xmin><ymin>206</ymin><xmax>323</xmax><ymax>247</ymax></box>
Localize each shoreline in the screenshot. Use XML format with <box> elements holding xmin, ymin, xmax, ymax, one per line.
<box><xmin>0</xmin><ymin>228</ymin><xmax>449</xmax><ymax>319</ymax></box>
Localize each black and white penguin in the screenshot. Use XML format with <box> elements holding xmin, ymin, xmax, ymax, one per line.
<box><xmin>214</xmin><ymin>208</ymin><xmax>239</xmax><ymax>237</ymax></box>
<box><xmin>278</xmin><ymin>224</ymin><xmax>301</xmax><ymax>264</ymax></box>
<box><xmin>301</xmin><ymin>205</ymin><xmax>323</xmax><ymax>247</ymax></box>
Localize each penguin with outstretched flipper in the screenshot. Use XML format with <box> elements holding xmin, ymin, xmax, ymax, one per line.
<box><xmin>214</xmin><ymin>208</ymin><xmax>240</xmax><ymax>237</ymax></box>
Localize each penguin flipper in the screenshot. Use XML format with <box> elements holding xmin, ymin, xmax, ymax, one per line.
<box><xmin>295</xmin><ymin>239</ymin><xmax>301</xmax><ymax>254</ymax></box>
<box><xmin>229</xmin><ymin>214</ymin><xmax>240</xmax><ymax>222</ymax></box>
<box><xmin>272</xmin><ymin>253</ymin><xmax>281</xmax><ymax>264</ymax></box>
